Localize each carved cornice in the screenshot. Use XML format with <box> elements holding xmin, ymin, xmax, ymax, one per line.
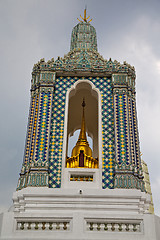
<box><xmin>32</xmin><ymin>49</ymin><xmax>136</xmax><ymax>78</ymax></box>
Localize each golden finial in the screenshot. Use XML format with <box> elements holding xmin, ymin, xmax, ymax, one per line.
<box><xmin>77</xmin><ymin>8</ymin><xmax>92</xmax><ymax>23</ymax></box>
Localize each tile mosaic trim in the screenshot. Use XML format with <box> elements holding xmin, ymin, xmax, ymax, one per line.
<box><xmin>131</xmin><ymin>99</ymin><xmax>141</xmax><ymax>169</ymax></box>
<box><xmin>34</xmin><ymin>92</ymin><xmax>53</xmax><ymax>165</ymax></box>
<box><xmin>29</xmin><ymin>94</ymin><xmax>39</xmax><ymax>164</ymax></box>
<box><xmin>128</xmin><ymin>97</ymin><xmax>136</xmax><ymax>166</ymax></box>
<box><xmin>114</xmin><ymin>94</ymin><xmax>130</xmax><ymax>166</ymax></box>
<box><xmin>97</xmin><ymin>77</ymin><xmax>115</xmax><ymax>189</ymax></box>
<box><xmin>48</xmin><ymin>77</ymin><xmax>71</xmax><ymax>188</ymax></box>
<box><xmin>28</xmin><ymin>171</ymin><xmax>48</xmax><ymax>187</ymax></box>
<box><xmin>23</xmin><ymin>95</ymin><xmax>36</xmax><ymax>165</ymax></box>
<box><xmin>17</xmin><ymin>88</ymin><xmax>53</xmax><ymax>189</ymax></box>
<box><xmin>114</xmin><ymin>173</ymin><xmax>145</xmax><ymax>191</ymax></box>
<box><xmin>17</xmin><ymin>94</ymin><xmax>40</xmax><ymax>190</ymax></box>
<box><xmin>32</xmin><ymin>52</ymin><xmax>136</xmax><ymax>79</ymax></box>
<box><xmin>113</xmin><ymin>83</ymin><xmax>145</xmax><ymax>191</ymax></box>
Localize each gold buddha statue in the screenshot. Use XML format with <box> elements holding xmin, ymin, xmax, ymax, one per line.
<box><xmin>66</xmin><ymin>99</ymin><xmax>98</xmax><ymax>168</ymax></box>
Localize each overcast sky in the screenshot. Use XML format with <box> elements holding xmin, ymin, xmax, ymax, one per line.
<box><xmin>0</xmin><ymin>0</ymin><xmax>160</xmax><ymax>215</ymax></box>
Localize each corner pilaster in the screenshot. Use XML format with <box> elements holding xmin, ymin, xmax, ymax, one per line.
<box><xmin>17</xmin><ymin>71</ymin><xmax>56</xmax><ymax>190</ymax></box>
<box><xmin>112</xmin><ymin>74</ymin><xmax>145</xmax><ymax>191</ymax></box>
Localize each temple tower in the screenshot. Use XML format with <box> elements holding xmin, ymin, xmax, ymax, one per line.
<box><xmin>16</xmin><ymin>10</ymin><xmax>145</xmax><ymax>192</ymax></box>
<box><xmin>0</xmin><ymin>10</ymin><xmax>160</xmax><ymax>240</ymax></box>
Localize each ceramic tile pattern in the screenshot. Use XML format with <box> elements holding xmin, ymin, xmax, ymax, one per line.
<box><xmin>23</xmin><ymin>95</ymin><xmax>36</xmax><ymax>165</ymax></box>
<box><xmin>17</xmin><ymin>19</ymin><xmax>144</xmax><ymax>191</ymax></box>
<box><xmin>29</xmin><ymin>95</ymin><xmax>39</xmax><ymax>164</ymax></box>
<box><xmin>131</xmin><ymin>98</ymin><xmax>141</xmax><ymax>168</ymax></box>
<box><xmin>114</xmin><ymin>94</ymin><xmax>130</xmax><ymax>166</ymax></box>
<box><xmin>48</xmin><ymin>76</ymin><xmax>115</xmax><ymax>189</ymax></box>
<box><xmin>34</xmin><ymin>92</ymin><xmax>52</xmax><ymax>164</ymax></box>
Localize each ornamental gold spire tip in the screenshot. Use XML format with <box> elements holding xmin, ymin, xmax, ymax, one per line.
<box><xmin>77</xmin><ymin>8</ymin><xmax>92</xmax><ymax>23</ymax></box>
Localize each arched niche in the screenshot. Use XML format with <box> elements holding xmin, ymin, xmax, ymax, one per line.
<box><xmin>67</xmin><ymin>81</ymin><xmax>98</xmax><ymax>160</ymax></box>
<box><xmin>61</xmin><ymin>79</ymin><xmax>102</xmax><ymax>189</ymax></box>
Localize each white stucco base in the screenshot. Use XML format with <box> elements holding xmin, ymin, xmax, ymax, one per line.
<box><xmin>0</xmin><ymin>187</ymin><xmax>160</xmax><ymax>240</ymax></box>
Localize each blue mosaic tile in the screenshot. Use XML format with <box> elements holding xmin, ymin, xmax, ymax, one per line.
<box><xmin>34</xmin><ymin>92</ymin><xmax>52</xmax><ymax>163</ymax></box>
<box><xmin>48</xmin><ymin>77</ymin><xmax>115</xmax><ymax>189</ymax></box>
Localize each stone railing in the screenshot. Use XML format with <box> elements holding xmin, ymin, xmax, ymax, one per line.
<box><xmin>17</xmin><ymin>221</ymin><xmax>70</xmax><ymax>231</ymax></box>
<box><xmin>86</xmin><ymin>221</ymin><xmax>142</xmax><ymax>233</ymax></box>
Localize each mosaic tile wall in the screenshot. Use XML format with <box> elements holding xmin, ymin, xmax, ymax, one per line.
<box><xmin>128</xmin><ymin>97</ymin><xmax>136</xmax><ymax>166</ymax></box>
<box><xmin>17</xmin><ymin>74</ymin><xmax>144</xmax><ymax>191</ymax></box>
<box><xmin>17</xmin><ymin>93</ymin><xmax>40</xmax><ymax>190</ymax></box>
<box><xmin>34</xmin><ymin>92</ymin><xmax>53</xmax><ymax>164</ymax></box>
<box><xmin>113</xmin><ymin>89</ymin><xmax>144</xmax><ymax>191</ymax></box>
<box><xmin>129</xmin><ymin>98</ymin><xmax>141</xmax><ymax>169</ymax></box>
<box><xmin>23</xmin><ymin>95</ymin><xmax>36</xmax><ymax>165</ymax></box>
<box><xmin>22</xmin><ymin>94</ymin><xmax>39</xmax><ymax>165</ymax></box>
<box><xmin>114</xmin><ymin>94</ymin><xmax>130</xmax><ymax>166</ymax></box>
<box><xmin>114</xmin><ymin>93</ymin><xmax>142</xmax><ymax>168</ymax></box>
<box><xmin>48</xmin><ymin>76</ymin><xmax>115</xmax><ymax>189</ymax></box>
<box><xmin>29</xmin><ymin>95</ymin><xmax>39</xmax><ymax>164</ymax></box>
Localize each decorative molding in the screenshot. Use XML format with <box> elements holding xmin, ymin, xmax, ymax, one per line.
<box><xmin>32</xmin><ymin>50</ymin><xmax>136</xmax><ymax>78</ymax></box>
<box><xmin>114</xmin><ymin>173</ymin><xmax>145</xmax><ymax>191</ymax></box>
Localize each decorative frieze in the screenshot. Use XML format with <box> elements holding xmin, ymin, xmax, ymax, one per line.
<box><xmin>27</xmin><ymin>171</ymin><xmax>48</xmax><ymax>187</ymax></box>
<box><xmin>31</xmin><ymin>71</ymin><xmax>55</xmax><ymax>90</ymax></box>
<box><xmin>114</xmin><ymin>173</ymin><xmax>145</xmax><ymax>191</ymax></box>
<box><xmin>32</xmin><ymin>51</ymin><xmax>135</xmax><ymax>78</ymax></box>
